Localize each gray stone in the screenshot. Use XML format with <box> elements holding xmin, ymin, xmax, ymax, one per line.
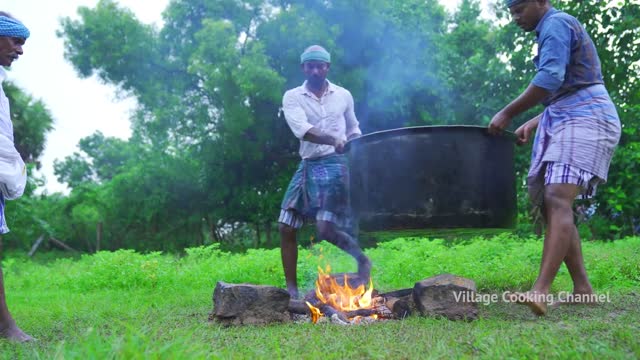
<box><xmin>212</xmin><ymin>282</ymin><xmax>291</xmax><ymax>325</ymax></box>
<box><xmin>413</xmin><ymin>274</ymin><xmax>478</xmax><ymax>321</ymax></box>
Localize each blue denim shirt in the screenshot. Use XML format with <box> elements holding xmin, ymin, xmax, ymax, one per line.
<box><xmin>531</xmin><ymin>8</ymin><xmax>604</xmax><ymax>105</ymax></box>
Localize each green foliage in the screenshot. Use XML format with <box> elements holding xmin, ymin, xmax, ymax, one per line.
<box><xmin>54</xmin><ymin>131</ymin><xmax>136</xmax><ymax>187</ymax></box>
<box><xmin>574</xmin><ymin>1</ymin><xmax>640</xmax><ymax>238</ymax></box>
<box><xmin>5</xmin><ymin>234</ymin><xmax>638</xmax><ymax>295</ymax></box>
<box><xmin>58</xmin><ymin>0</ymin><xmax>163</xmax><ymax>101</ymax></box>
<box><xmin>47</xmin><ymin>0</ymin><xmax>486</xmax><ymax>251</ymax></box>
<box><xmin>52</xmin><ymin>152</ymin><xmax>93</xmax><ymax>188</ymax></box>
<box><xmin>5</xmin><ymin>0</ymin><xmax>637</xmax><ymax>252</ymax></box>
<box><xmin>0</xmin><ymin>235</ymin><xmax>639</xmax><ymax>358</ymax></box>
<box><xmin>2</xmin><ymin>168</ymin><xmax>57</xmax><ymax>250</ymax></box>
<box><xmin>2</xmin><ymin>81</ymin><xmax>54</xmax><ymax>167</ymax></box>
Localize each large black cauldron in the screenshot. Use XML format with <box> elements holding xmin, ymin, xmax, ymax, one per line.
<box><xmin>346</xmin><ymin>125</ymin><xmax>516</xmax><ymax>231</ymax></box>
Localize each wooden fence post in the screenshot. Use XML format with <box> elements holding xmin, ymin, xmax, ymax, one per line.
<box><xmin>28</xmin><ymin>234</ymin><xmax>45</xmax><ymax>257</ymax></box>
<box><xmin>96</xmin><ymin>221</ymin><xmax>103</xmax><ymax>252</ymax></box>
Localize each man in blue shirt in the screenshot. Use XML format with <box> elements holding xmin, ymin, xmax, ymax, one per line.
<box><xmin>488</xmin><ymin>0</ymin><xmax>621</xmax><ymax>315</ymax></box>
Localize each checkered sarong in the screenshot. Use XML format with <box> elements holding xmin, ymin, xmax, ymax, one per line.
<box><xmin>278</xmin><ymin>154</ymin><xmax>351</xmax><ymax>228</ymax></box>
<box><xmin>527</xmin><ymin>84</ymin><xmax>621</xmax><ymax>206</ymax></box>
<box><xmin>545</xmin><ymin>162</ymin><xmax>598</xmax><ymax>198</ymax></box>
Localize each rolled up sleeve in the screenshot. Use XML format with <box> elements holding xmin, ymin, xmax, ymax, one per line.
<box><xmin>344</xmin><ymin>91</ymin><xmax>362</xmax><ymax>138</ymax></box>
<box><xmin>282</xmin><ymin>91</ymin><xmax>313</xmax><ymax>139</ymax></box>
<box><xmin>531</xmin><ymin>17</ymin><xmax>572</xmax><ymax>92</ymax></box>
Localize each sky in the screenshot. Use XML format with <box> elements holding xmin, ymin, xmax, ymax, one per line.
<box><xmin>4</xmin><ymin>0</ymin><xmax>480</xmax><ymax>194</ymax></box>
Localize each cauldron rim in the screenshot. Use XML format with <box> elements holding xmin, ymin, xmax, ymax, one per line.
<box><xmin>346</xmin><ymin>125</ymin><xmax>516</xmax><ymax>151</ymax></box>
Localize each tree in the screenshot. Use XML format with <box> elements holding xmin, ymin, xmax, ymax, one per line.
<box><xmin>2</xmin><ymin>81</ymin><xmax>54</xmax><ymax>167</ymax></box>
<box><xmin>47</xmin><ymin>0</ymin><xmax>640</xmax><ymax>251</ymax></box>
<box><xmin>52</xmin><ymin>0</ymin><xmax>507</xmax><ymax>250</ymax></box>
<box><xmin>54</xmin><ymin>131</ymin><xmax>137</xmax><ymax>187</ymax></box>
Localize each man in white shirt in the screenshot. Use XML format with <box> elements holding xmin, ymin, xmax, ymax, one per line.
<box><xmin>0</xmin><ymin>11</ymin><xmax>32</xmax><ymax>342</ymax></box>
<box><xmin>278</xmin><ymin>45</ymin><xmax>371</xmax><ymax>298</ymax></box>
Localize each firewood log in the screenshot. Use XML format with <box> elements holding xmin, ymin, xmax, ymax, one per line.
<box><xmin>343</xmin><ymin>308</ymin><xmax>377</xmax><ymax>318</ymax></box>
<box><xmin>380</xmin><ymin>288</ymin><xmax>414</xmax><ymax>319</ymax></box>
<box><xmin>318</xmin><ymin>304</ymin><xmax>349</xmax><ymax>324</ymax></box>
<box><xmin>288</xmin><ymin>299</ymin><xmax>311</xmax><ymax>315</ymax></box>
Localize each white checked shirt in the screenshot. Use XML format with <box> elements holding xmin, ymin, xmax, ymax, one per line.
<box><xmin>282</xmin><ymin>80</ymin><xmax>361</xmax><ymax>159</ymax></box>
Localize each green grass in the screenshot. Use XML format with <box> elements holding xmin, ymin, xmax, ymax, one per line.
<box><xmin>361</xmin><ymin>228</ymin><xmax>514</xmax><ymax>244</ymax></box>
<box><xmin>0</xmin><ymin>234</ymin><xmax>639</xmax><ymax>359</ymax></box>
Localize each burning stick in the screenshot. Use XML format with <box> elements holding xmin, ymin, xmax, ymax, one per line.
<box><xmin>303</xmin><ymin>296</ymin><xmax>394</xmax><ymax>323</ymax></box>
<box><xmin>344</xmin><ymin>303</ymin><xmax>394</xmax><ymax>319</ymax></box>
<box><xmin>318</xmin><ymin>304</ymin><xmax>350</xmax><ymax>324</ymax></box>
<box><xmin>301</xmin><ymin>268</ymin><xmax>389</xmax><ymax>324</ymax></box>
<box><xmin>343</xmin><ymin>308</ymin><xmax>377</xmax><ymax>317</ymax></box>
<box><xmin>304</xmin><ymin>299</ymin><xmax>349</xmax><ymax>324</ymax></box>
<box><xmin>306</xmin><ymin>301</ymin><xmax>323</xmax><ymax>324</ymax></box>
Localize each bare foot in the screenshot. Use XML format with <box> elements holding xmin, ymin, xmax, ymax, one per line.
<box><xmin>287</xmin><ymin>287</ymin><xmax>300</xmax><ymax>300</ymax></box>
<box><xmin>507</xmin><ymin>291</ymin><xmax>548</xmax><ymax>316</ymax></box>
<box><xmin>0</xmin><ymin>322</ymin><xmax>34</xmax><ymax>342</ymax></box>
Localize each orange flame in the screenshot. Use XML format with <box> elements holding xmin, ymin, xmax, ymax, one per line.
<box><xmin>306</xmin><ymin>301</ymin><xmax>322</xmax><ymax>324</ymax></box>
<box><xmin>314</xmin><ymin>265</ymin><xmax>374</xmax><ymax>315</ymax></box>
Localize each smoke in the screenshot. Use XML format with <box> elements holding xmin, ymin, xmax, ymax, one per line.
<box><xmin>324</xmin><ymin>2</ymin><xmax>449</xmax><ymax>133</ymax></box>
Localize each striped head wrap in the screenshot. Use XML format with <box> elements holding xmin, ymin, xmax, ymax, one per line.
<box><xmin>0</xmin><ymin>15</ymin><xmax>30</xmax><ymax>39</ymax></box>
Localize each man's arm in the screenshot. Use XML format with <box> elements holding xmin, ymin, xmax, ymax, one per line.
<box><xmin>488</xmin><ymin>84</ymin><xmax>549</xmax><ymax>134</ymax></box>
<box><xmin>282</xmin><ymin>91</ymin><xmax>314</xmax><ymax>140</ymax></box>
<box><xmin>515</xmin><ymin>113</ymin><xmax>542</xmax><ymax>145</ymax></box>
<box><xmin>282</xmin><ymin>91</ymin><xmax>342</xmax><ymax>149</ymax></box>
<box><xmin>303</xmin><ymin>127</ymin><xmax>340</xmax><ymax>146</ymax></box>
<box><xmin>344</xmin><ymin>90</ymin><xmax>362</xmax><ymax>141</ymax></box>
<box><xmin>489</xmin><ymin>17</ymin><xmax>571</xmax><ymax>134</ymax></box>
<box><xmin>303</xmin><ymin>127</ymin><xmax>347</xmax><ymax>154</ymax></box>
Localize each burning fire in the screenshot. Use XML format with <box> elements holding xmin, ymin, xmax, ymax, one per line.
<box><xmin>306</xmin><ymin>265</ymin><xmax>376</xmax><ymax>324</ymax></box>
<box><xmin>306</xmin><ymin>301</ymin><xmax>322</xmax><ymax>324</ymax></box>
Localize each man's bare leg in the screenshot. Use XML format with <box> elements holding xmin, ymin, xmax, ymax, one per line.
<box><xmin>279</xmin><ymin>223</ymin><xmax>299</xmax><ymax>298</ymax></box>
<box><xmin>316</xmin><ymin>220</ymin><xmax>371</xmax><ymax>283</ymax></box>
<box><xmin>564</xmin><ymin>225</ymin><xmax>594</xmax><ymax>294</ymax></box>
<box><xmin>511</xmin><ymin>183</ymin><xmax>580</xmax><ymax>315</ymax></box>
<box><xmin>0</xmin><ymin>267</ymin><xmax>32</xmax><ymax>342</ymax></box>
<box><xmin>532</xmin><ymin>184</ymin><xmax>582</xmax><ymax>293</ymax></box>
<box><xmin>549</xmin><ymin>225</ymin><xmax>594</xmax><ymax>307</ymax></box>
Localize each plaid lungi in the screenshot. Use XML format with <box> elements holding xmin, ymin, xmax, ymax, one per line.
<box><xmin>528</xmin><ymin>84</ymin><xmax>621</xmax><ymax>206</ymax></box>
<box><xmin>545</xmin><ymin>162</ymin><xmax>598</xmax><ymax>198</ymax></box>
<box><xmin>279</xmin><ymin>153</ymin><xmax>351</xmax><ymax>228</ymax></box>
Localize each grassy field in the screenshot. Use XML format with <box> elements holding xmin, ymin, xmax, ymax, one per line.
<box><xmin>0</xmin><ymin>233</ymin><xmax>638</xmax><ymax>359</ymax></box>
